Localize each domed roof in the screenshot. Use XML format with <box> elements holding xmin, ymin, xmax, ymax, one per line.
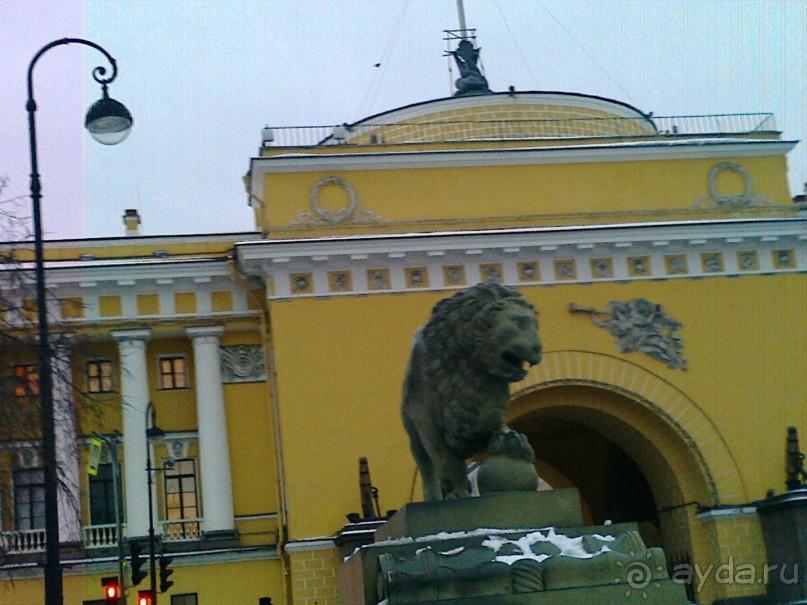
<box><xmin>325</xmin><ymin>91</ymin><xmax>656</xmax><ymax>145</ymax></box>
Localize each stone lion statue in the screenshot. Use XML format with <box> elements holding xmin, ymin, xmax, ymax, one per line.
<box><xmin>402</xmin><ymin>283</ymin><xmax>542</xmax><ymax>500</ymax></box>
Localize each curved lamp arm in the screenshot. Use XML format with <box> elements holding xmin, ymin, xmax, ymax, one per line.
<box><xmin>27</xmin><ymin>37</ymin><xmax>119</xmax><ymax>106</ymax></box>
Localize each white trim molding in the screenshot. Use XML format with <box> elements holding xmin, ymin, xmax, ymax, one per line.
<box><xmin>249</xmin><ymin>139</ymin><xmax>796</xmax><ymax>176</ymax></box>
<box><xmin>697</xmin><ymin>506</ymin><xmax>758</xmax><ymax>521</ymax></box>
<box><xmin>284</xmin><ymin>538</ymin><xmax>337</xmax><ymax>554</ymax></box>
<box><xmin>236</xmin><ymin>218</ymin><xmax>806</xmax><ymax>301</ymax></box>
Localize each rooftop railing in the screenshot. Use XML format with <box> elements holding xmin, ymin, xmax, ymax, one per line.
<box><xmin>260</xmin><ymin>113</ymin><xmax>777</xmax><ymax>148</ymax></box>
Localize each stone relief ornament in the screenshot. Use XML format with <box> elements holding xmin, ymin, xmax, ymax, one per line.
<box><xmin>569</xmin><ymin>299</ymin><xmax>687</xmax><ymax>370</ymax></box>
<box><xmin>292</xmin><ymin>176</ymin><xmax>382</xmax><ymax>226</ymax></box>
<box><xmin>694</xmin><ymin>162</ymin><xmax>771</xmax><ymax>209</ymax></box>
<box><xmin>220</xmin><ymin>345</ymin><xmax>266</xmax><ymax>383</ymax></box>
<box><xmin>169</xmin><ymin>439</ymin><xmax>190</xmax><ymax>461</ymax></box>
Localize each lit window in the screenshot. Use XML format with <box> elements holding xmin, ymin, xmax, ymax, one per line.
<box><xmin>13</xmin><ymin>364</ymin><xmax>39</xmax><ymax>397</ymax></box>
<box><xmin>164</xmin><ymin>459</ymin><xmax>200</xmax><ymax>539</ymax></box>
<box><xmin>159</xmin><ymin>356</ymin><xmax>187</xmax><ymax>390</ymax></box>
<box><xmin>14</xmin><ymin>468</ymin><xmax>45</xmax><ymax>530</ymax></box>
<box><xmin>86</xmin><ymin>360</ymin><xmax>114</xmax><ymax>393</ymax></box>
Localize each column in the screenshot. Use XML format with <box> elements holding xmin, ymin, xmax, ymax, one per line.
<box><xmin>186</xmin><ymin>326</ymin><xmax>235</xmax><ymax>535</ymax></box>
<box><xmin>52</xmin><ymin>337</ymin><xmax>80</xmax><ymax>544</ymax></box>
<box><xmin>112</xmin><ymin>329</ymin><xmax>151</xmax><ymax>538</ymax></box>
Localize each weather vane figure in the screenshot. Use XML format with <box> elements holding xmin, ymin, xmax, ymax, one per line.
<box><xmin>452</xmin><ymin>39</ymin><xmax>491</xmax><ymax>97</ymax></box>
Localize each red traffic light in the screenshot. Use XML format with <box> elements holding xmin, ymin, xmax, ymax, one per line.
<box><xmin>101</xmin><ymin>576</ymin><xmax>120</xmax><ymax>603</ymax></box>
<box><xmin>138</xmin><ymin>589</ymin><xmax>155</xmax><ymax>605</ymax></box>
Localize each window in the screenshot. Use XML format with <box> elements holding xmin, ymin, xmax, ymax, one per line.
<box><xmin>14</xmin><ymin>468</ymin><xmax>45</xmax><ymax>530</ymax></box>
<box><xmin>13</xmin><ymin>364</ymin><xmax>39</xmax><ymax>397</ymax></box>
<box><xmin>164</xmin><ymin>459</ymin><xmax>200</xmax><ymax>539</ymax></box>
<box><xmin>86</xmin><ymin>359</ymin><xmax>114</xmax><ymax>393</ymax></box>
<box><xmin>89</xmin><ymin>463</ymin><xmax>117</xmax><ymax>525</ymax></box>
<box><xmin>159</xmin><ymin>356</ymin><xmax>187</xmax><ymax>390</ymax></box>
<box><xmin>171</xmin><ymin>595</ymin><xmax>198</xmax><ymax>605</ymax></box>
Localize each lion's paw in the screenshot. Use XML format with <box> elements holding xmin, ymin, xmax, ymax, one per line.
<box><xmin>488</xmin><ymin>429</ymin><xmax>535</xmax><ymax>462</ymax></box>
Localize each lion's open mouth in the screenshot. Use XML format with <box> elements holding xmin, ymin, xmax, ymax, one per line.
<box><xmin>502</xmin><ymin>351</ymin><xmax>522</xmax><ymax>368</ymax></box>
<box><xmin>501</xmin><ymin>351</ymin><xmax>528</xmax><ymax>378</ymax></box>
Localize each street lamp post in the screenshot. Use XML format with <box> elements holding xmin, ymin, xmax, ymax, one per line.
<box><xmin>146</xmin><ymin>403</ymin><xmax>165</xmax><ymax>604</ymax></box>
<box><xmin>26</xmin><ymin>38</ymin><xmax>133</xmax><ymax>605</ymax></box>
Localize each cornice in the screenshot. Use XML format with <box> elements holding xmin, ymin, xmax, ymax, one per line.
<box><xmin>237</xmin><ymin>219</ymin><xmax>805</xmax><ymax>262</ymax></box>
<box><xmin>250</xmin><ymin>139</ymin><xmax>797</xmax><ymax>176</ymax></box>
<box><xmin>235</xmin><ymin>218</ymin><xmax>806</xmax><ymax>300</ymax></box>
<box><xmin>4</xmin><ymin>231</ymin><xmax>260</xmax><ymax>251</ymax></box>
<box><xmin>26</xmin><ymin>257</ymin><xmax>233</xmax><ymax>287</ymax></box>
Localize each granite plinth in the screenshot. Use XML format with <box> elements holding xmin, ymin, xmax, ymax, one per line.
<box><xmin>338</xmin><ymin>490</ymin><xmax>688</xmax><ymax>605</ymax></box>
<box><xmin>375</xmin><ymin>488</ymin><xmax>583</xmax><ymax>542</ymax></box>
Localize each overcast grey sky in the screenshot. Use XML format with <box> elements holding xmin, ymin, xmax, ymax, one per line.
<box><xmin>2</xmin><ymin>1</ymin><xmax>805</xmax><ymax>240</ymax></box>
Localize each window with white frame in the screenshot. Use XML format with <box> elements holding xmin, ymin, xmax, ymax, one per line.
<box><xmin>158</xmin><ymin>356</ymin><xmax>187</xmax><ymax>390</ymax></box>
<box><xmin>14</xmin><ymin>468</ymin><xmax>45</xmax><ymax>530</ymax></box>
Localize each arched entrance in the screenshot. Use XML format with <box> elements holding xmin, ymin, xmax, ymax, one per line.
<box><xmin>507</xmin><ymin>351</ymin><xmax>748</xmax><ymax>603</ymax></box>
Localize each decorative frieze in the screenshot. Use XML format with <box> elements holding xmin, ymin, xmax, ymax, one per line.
<box><xmin>232</xmin><ymin>219</ymin><xmax>805</xmax><ymax>300</ymax></box>
<box><xmin>737</xmin><ymin>250</ymin><xmax>759</xmax><ymax>271</ymax></box>
<box><xmin>701</xmin><ymin>253</ymin><xmax>725</xmax><ymax>273</ymax></box>
<box><xmin>257</xmin><ymin>244</ymin><xmax>803</xmax><ymax>300</ymax></box>
<box><xmin>590</xmin><ymin>258</ymin><xmax>614</xmax><ymax>279</ymax></box>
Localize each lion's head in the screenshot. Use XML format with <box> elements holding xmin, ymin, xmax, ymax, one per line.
<box><xmin>421</xmin><ymin>283</ymin><xmax>542</xmax><ymax>382</ymax></box>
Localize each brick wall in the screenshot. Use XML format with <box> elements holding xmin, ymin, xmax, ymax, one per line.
<box><xmin>288</xmin><ymin>543</ymin><xmax>342</xmax><ymax>604</ymax></box>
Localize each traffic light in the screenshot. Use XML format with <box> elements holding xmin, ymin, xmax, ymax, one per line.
<box><xmin>137</xmin><ymin>589</ymin><xmax>154</xmax><ymax>605</ymax></box>
<box><xmin>159</xmin><ymin>553</ymin><xmax>174</xmax><ymax>593</ymax></box>
<box><xmin>101</xmin><ymin>576</ymin><xmax>120</xmax><ymax>604</ymax></box>
<box><xmin>129</xmin><ymin>540</ymin><xmax>148</xmax><ymax>586</ymax></box>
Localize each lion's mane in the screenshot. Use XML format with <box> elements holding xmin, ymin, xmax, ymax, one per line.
<box><xmin>421</xmin><ymin>282</ymin><xmax>536</xmax><ymax>372</ymax></box>
<box><xmin>411</xmin><ymin>283</ymin><xmax>537</xmax><ymax>459</ymax></box>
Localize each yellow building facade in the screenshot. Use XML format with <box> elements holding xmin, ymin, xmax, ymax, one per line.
<box><xmin>1</xmin><ymin>88</ymin><xmax>804</xmax><ymax>605</ymax></box>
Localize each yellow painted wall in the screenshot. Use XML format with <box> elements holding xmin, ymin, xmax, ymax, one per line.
<box><xmin>0</xmin><ymin>559</ymin><xmax>284</xmax><ymax>605</ymax></box>
<box><xmin>221</xmin><ymin>330</ymin><xmax>279</xmax><ymax>519</ymax></box>
<box><xmin>260</xmin><ymin>155</ymin><xmax>792</xmax><ymax>235</ymax></box>
<box><xmin>148</xmin><ymin>337</ymin><xmax>197</xmax><ymax>431</ymax></box>
<box><xmin>268</xmin><ymin>273</ymin><xmax>806</xmax><ymax>539</ymax></box>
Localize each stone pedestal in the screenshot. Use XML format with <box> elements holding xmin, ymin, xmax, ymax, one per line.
<box><xmin>758</xmin><ymin>489</ymin><xmax>807</xmax><ymax>604</ymax></box>
<box><xmin>338</xmin><ymin>489</ymin><xmax>687</xmax><ymax>605</ymax></box>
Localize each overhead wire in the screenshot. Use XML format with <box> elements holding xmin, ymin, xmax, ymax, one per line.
<box><xmin>492</xmin><ymin>0</ymin><xmax>540</xmax><ymax>88</ymax></box>
<box><xmin>535</xmin><ymin>0</ymin><xmax>639</xmax><ymax>105</ymax></box>
<box><xmin>353</xmin><ymin>0</ymin><xmax>411</xmax><ymax>123</ymax></box>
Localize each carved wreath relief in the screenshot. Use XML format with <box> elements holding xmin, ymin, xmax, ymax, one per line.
<box><xmin>292</xmin><ymin>176</ymin><xmax>382</xmax><ymax>226</ymax></box>
<box><xmin>220</xmin><ymin>345</ymin><xmax>266</xmax><ymax>383</ymax></box>
<box><xmin>694</xmin><ymin>162</ymin><xmax>771</xmax><ymax>209</ymax></box>
<box><xmin>570</xmin><ymin>298</ymin><xmax>686</xmax><ymax>370</ymax></box>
